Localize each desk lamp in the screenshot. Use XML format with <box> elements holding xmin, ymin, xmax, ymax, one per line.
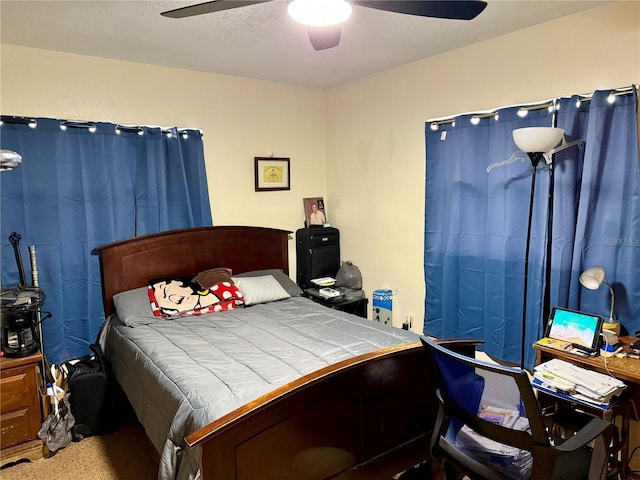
<box><xmin>512</xmin><ymin>127</ymin><xmax>564</xmax><ymax>369</ymax></box>
<box><xmin>579</xmin><ymin>265</ymin><xmax>619</xmax><ymax>336</ymax></box>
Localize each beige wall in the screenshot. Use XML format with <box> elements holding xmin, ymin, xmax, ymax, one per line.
<box><xmin>0</xmin><ymin>45</ymin><xmax>328</xmax><ymax>269</ymax></box>
<box><xmin>326</xmin><ymin>1</ymin><xmax>640</xmax><ymax>333</ymax></box>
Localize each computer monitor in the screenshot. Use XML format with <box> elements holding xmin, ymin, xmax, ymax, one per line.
<box><xmin>545</xmin><ymin>306</ymin><xmax>604</xmax><ymax>355</ymax></box>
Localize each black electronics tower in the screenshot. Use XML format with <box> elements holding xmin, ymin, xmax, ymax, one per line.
<box><xmin>296</xmin><ymin>227</ymin><xmax>340</xmax><ymax>289</ymax></box>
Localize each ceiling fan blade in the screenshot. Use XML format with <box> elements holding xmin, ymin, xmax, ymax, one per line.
<box><xmin>352</xmin><ymin>1</ymin><xmax>487</xmax><ymax>20</ymax></box>
<box><xmin>307</xmin><ymin>26</ymin><xmax>342</xmax><ymax>51</ymax></box>
<box><xmin>161</xmin><ymin>0</ymin><xmax>272</xmax><ymax>19</ymax></box>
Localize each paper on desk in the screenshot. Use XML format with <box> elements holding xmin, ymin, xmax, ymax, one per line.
<box><xmin>531</xmin><ymin>378</ymin><xmax>612</xmax><ymax>411</ymax></box>
<box><xmin>534</xmin><ymin>358</ymin><xmax>626</xmax><ymax>402</ymax></box>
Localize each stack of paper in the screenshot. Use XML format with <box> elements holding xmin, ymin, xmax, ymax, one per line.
<box><xmin>310</xmin><ymin>277</ymin><xmax>336</xmax><ymax>287</ymax></box>
<box><xmin>454</xmin><ymin>407</ymin><xmax>532</xmax><ymax>480</ymax></box>
<box><xmin>533</xmin><ymin>358</ymin><xmax>627</xmax><ymax>409</ymax></box>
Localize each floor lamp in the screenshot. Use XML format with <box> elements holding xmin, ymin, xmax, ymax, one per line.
<box><xmin>512</xmin><ymin>127</ymin><xmax>564</xmax><ymax>369</ymax></box>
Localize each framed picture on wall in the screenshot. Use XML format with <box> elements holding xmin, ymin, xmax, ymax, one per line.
<box><xmin>254</xmin><ymin>157</ymin><xmax>290</xmax><ymax>191</ymax></box>
<box><xmin>303</xmin><ymin>197</ymin><xmax>327</xmax><ymax>226</ymax></box>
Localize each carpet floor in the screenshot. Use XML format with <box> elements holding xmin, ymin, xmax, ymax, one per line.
<box><xmin>0</xmin><ymin>419</ymin><xmax>158</xmax><ymax>480</ymax></box>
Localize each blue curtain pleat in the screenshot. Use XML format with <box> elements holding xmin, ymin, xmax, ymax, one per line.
<box><xmin>566</xmin><ymin>91</ymin><xmax>640</xmax><ymax>329</ymax></box>
<box><xmin>1</xmin><ymin>118</ymin><xmax>212</xmax><ymax>363</ymax></box>
<box><xmin>425</xmin><ymin>106</ymin><xmax>554</xmax><ymax>367</ymax></box>
<box><xmin>425</xmin><ymin>87</ymin><xmax>639</xmax><ymax>369</ymax></box>
<box><xmin>549</xmin><ymin>96</ymin><xmax>589</xmax><ymax>311</ymax></box>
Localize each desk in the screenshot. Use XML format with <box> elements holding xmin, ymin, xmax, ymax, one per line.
<box><xmin>534</xmin><ymin>336</ymin><xmax>640</xmax><ymax>480</ymax></box>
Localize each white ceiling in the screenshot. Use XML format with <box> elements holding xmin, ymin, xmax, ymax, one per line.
<box><xmin>0</xmin><ymin>0</ymin><xmax>610</xmax><ymax>88</ymax></box>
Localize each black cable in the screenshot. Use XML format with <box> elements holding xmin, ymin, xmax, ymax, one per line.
<box><xmin>34</xmin><ymin>311</ymin><xmax>52</xmax><ymax>325</ymax></box>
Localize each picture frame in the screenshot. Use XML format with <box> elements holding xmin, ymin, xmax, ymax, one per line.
<box><xmin>303</xmin><ymin>197</ymin><xmax>327</xmax><ymax>226</ymax></box>
<box><xmin>254</xmin><ymin>157</ymin><xmax>290</xmax><ymax>192</ymax></box>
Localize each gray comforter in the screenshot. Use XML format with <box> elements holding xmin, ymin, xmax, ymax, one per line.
<box><xmin>104</xmin><ymin>296</ymin><xmax>418</xmax><ymax>480</ymax></box>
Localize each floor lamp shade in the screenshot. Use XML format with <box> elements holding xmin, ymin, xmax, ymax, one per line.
<box><xmin>512</xmin><ymin>127</ymin><xmax>564</xmax><ymax>154</ymax></box>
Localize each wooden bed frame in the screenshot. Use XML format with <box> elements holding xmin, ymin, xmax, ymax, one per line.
<box><xmin>94</xmin><ymin>226</ymin><xmax>477</xmax><ymax>480</ymax></box>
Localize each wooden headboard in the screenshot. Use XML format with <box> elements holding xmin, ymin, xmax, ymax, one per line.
<box><xmin>93</xmin><ymin>226</ymin><xmax>291</xmax><ymax>317</ymax></box>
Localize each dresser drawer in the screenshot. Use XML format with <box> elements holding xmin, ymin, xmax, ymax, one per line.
<box><xmin>1</xmin><ymin>371</ymin><xmax>30</xmax><ymax>411</ymax></box>
<box><xmin>0</xmin><ymin>354</ymin><xmax>43</xmax><ymax>452</ymax></box>
<box><xmin>1</xmin><ymin>408</ymin><xmax>31</xmax><ymax>448</ymax></box>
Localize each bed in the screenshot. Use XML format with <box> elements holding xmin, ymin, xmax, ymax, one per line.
<box><xmin>94</xmin><ymin>226</ymin><xmax>476</xmax><ymax>480</ymax></box>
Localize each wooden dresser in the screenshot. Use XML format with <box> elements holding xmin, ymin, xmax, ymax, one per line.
<box><xmin>1</xmin><ymin>352</ymin><xmax>44</xmax><ymax>465</ymax></box>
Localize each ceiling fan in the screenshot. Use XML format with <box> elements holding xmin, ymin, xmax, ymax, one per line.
<box><xmin>161</xmin><ymin>0</ymin><xmax>488</xmax><ymax>51</ymax></box>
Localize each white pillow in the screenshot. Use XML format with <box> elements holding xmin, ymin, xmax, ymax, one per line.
<box><xmin>232</xmin><ymin>275</ymin><xmax>290</xmax><ymax>306</ymax></box>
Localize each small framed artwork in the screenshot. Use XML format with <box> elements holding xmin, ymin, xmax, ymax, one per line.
<box><xmin>303</xmin><ymin>197</ymin><xmax>327</xmax><ymax>226</ymax></box>
<box><xmin>254</xmin><ymin>157</ymin><xmax>290</xmax><ymax>192</ymax></box>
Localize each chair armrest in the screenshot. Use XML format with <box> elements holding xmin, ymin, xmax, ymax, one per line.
<box><xmin>431</xmin><ymin>337</ymin><xmax>484</xmax><ymax>348</ymax></box>
<box><xmin>552</xmin><ymin>417</ymin><xmax>613</xmax><ymax>453</ymax></box>
<box><xmin>433</xmin><ymin>338</ymin><xmax>484</xmax><ymax>358</ymax></box>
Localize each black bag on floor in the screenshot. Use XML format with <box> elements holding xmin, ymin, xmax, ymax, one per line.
<box><xmin>64</xmin><ymin>343</ymin><xmax>112</xmax><ymax>439</ymax></box>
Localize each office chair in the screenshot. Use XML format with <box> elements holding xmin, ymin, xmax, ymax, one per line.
<box><xmin>421</xmin><ymin>336</ymin><xmax>613</xmax><ymax>480</ymax></box>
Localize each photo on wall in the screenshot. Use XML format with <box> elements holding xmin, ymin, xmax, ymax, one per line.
<box><xmin>303</xmin><ymin>197</ymin><xmax>327</xmax><ymax>226</ymax></box>
<box><xmin>254</xmin><ymin>157</ymin><xmax>290</xmax><ymax>191</ymax></box>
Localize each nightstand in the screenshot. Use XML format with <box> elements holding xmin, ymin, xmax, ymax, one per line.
<box><xmin>303</xmin><ymin>289</ymin><xmax>369</xmax><ymax>319</ymax></box>
<box><xmin>1</xmin><ymin>352</ymin><xmax>44</xmax><ymax>465</ymax></box>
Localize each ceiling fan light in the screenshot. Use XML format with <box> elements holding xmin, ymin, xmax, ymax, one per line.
<box><xmin>288</xmin><ymin>0</ymin><xmax>352</xmax><ymax>27</ymax></box>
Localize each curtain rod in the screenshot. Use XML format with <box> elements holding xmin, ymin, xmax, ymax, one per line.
<box><xmin>427</xmin><ymin>100</ymin><xmax>555</xmax><ymax>127</ymax></box>
<box><xmin>566</xmin><ymin>84</ymin><xmax>637</xmax><ymax>103</ymax></box>
<box><xmin>426</xmin><ymin>85</ymin><xmax>638</xmax><ymax>125</ymax></box>
<box><xmin>428</xmin><ymin>101</ymin><xmax>555</xmax><ymax>129</ymax></box>
<box><xmin>0</xmin><ymin>116</ymin><xmax>37</xmax><ymax>126</ymax></box>
<box><xmin>0</xmin><ymin>116</ymin><xmax>202</xmax><ymax>135</ymax></box>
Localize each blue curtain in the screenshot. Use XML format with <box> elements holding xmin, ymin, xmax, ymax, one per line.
<box><xmin>424</xmin><ymin>87</ymin><xmax>639</xmax><ymax>369</ymax></box>
<box><xmin>558</xmin><ymin>90</ymin><xmax>640</xmax><ymax>325</ymax></box>
<box><xmin>1</xmin><ymin>118</ymin><xmax>212</xmax><ymax>364</ymax></box>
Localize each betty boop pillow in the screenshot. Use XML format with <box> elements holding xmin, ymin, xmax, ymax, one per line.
<box><xmin>148</xmin><ymin>276</ymin><xmax>244</xmax><ymax>317</ymax></box>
